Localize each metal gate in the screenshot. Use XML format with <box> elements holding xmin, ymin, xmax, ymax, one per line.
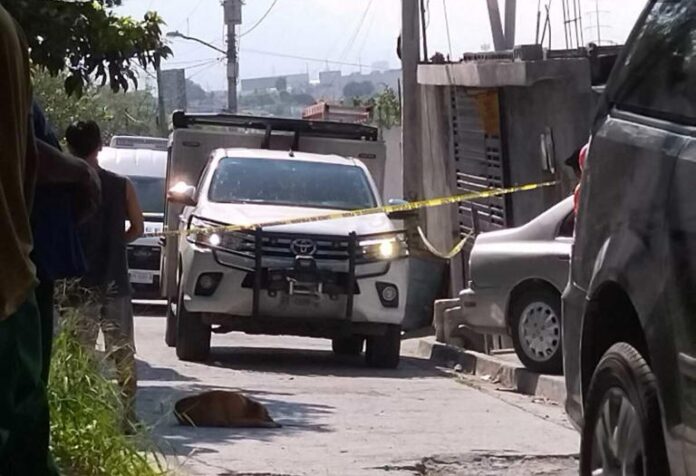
<box><xmin>448</xmin><ymin>88</ymin><xmax>508</xmax><ymax>280</ymax></box>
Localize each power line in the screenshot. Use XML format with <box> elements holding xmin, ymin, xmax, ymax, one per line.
<box><xmin>356</xmin><ymin>5</ymin><xmax>378</xmax><ymax>63</ymax></box>
<box><xmin>183</xmin><ymin>57</ymin><xmax>227</xmax><ymax>71</ymax></box>
<box><xmin>187</xmin><ymin>58</ymin><xmax>226</xmax><ymax>80</ymax></box>
<box><xmin>175</xmin><ymin>0</ymin><xmax>205</xmax><ymax>31</ymax></box>
<box><xmin>242</xmin><ymin>47</ymin><xmax>368</xmax><ymax>68</ymax></box>
<box><xmin>338</xmin><ymin>0</ymin><xmax>374</xmax><ymax>62</ymax></box>
<box><xmin>239</xmin><ymin>0</ymin><xmax>279</xmax><ymax>38</ymax></box>
<box><xmin>166</xmin><ymin>56</ymin><xmax>226</xmax><ymax>68</ymax></box>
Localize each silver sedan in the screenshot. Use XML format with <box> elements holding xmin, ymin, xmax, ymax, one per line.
<box><xmin>458</xmin><ymin>197</ymin><xmax>573</xmax><ymax>374</ymax></box>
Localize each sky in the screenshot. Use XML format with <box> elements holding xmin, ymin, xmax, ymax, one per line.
<box><xmin>117</xmin><ymin>0</ymin><xmax>647</xmax><ymax>92</ymax></box>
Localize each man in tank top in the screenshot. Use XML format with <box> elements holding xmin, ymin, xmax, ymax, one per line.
<box><xmin>65</xmin><ymin>120</ymin><xmax>144</xmax><ymax>432</ymax></box>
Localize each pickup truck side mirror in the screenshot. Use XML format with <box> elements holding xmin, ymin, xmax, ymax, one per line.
<box><xmin>167</xmin><ymin>182</ymin><xmax>197</xmax><ymax>207</ymax></box>
<box><xmin>386</xmin><ymin>198</ymin><xmax>418</xmax><ymax>220</ymax></box>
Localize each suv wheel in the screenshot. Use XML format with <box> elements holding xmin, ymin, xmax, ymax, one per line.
<box><xmin>365</xmin><ymin>325</ymin><xmax>401</xmax><ymax>369</ymax></box>
<box><xmin>175</xmin><ymin>290</ymin><xmax>211</xmax><ymax>362</ymax></box>
<box><xmin>510</xmin><ymin>288</ymin><xmax>563</xmax><ymax>374</ymax></box>
<box><xmin>580</xmin><ymin>343</ymin><xmax>668</xmax><ymax>476</ymax></box>
<box><xmin>332</xmin><ymin>336</ymin><xmax>364</xmax><ymax>356</ymax></box>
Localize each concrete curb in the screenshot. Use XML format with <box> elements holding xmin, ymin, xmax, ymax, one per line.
<box><xmin>411</xmin><ymin>337</ymin><xmax>567</xmax><ymax>404</ymax></box>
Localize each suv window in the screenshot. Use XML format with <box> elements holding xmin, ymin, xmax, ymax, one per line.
<box><xmin>613</xmin><ymin>1</ymin><xmax>696</xmax><ymax>125</ymax></box>
<box><xmin>208</xmin><ymin>157</ymin><xmax>377</xmax><ymax>211</ymax></box>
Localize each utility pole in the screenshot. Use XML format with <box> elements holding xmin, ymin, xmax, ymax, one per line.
<box><xmin>504</xmin><ymin>0</ymin><xmax>517</xmax><ymax>49</ymax></box>
<box><xmin>486</xmin><ymin>0</ymin><xmax>506</xmax><ymax>51</ymax></box>
<box><xmin>223</xmin><ymin>0</ymin><xmax>242</xmax><ymax>113</ymax></box>
<box><xmin>401</xmin><ymin>0</ymin><xmax>424</xmax><ymax>253</ymax></box>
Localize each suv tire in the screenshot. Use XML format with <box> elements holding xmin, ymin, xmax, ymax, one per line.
<box><xmin>580</xmin><ymin>343</ymin><xmax>668</xmax><ymax>476</ymax></box>
<box><xmin>332</xmin><ymin>336</ymin><xmax>364</xmax><ymax>356</ymax></box>
<box><xmin>175</xmin><ymin>291</ymin><xmax>211</xmax><ymax>362</ymax></box>
<box><xmin>510</xmin><ymin>287</ymin><xmax>563</xmax><ymax>374</ymax></box>
<box><xmin>365</xmin><ymin>325</ymin><xmax>401</xmax><ymax>369</ymax></box>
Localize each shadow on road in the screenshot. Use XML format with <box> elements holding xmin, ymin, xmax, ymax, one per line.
<box><xmin>137</xmin><ymin>358</ymin><xmax>199</xmax><ymax>382</ymax></box>
<box><xmin>205</xmin><ymin>346</ymin><xmax>442</xmax><ymax>379</ymax></box>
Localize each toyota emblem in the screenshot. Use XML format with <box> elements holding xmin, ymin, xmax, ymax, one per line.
<box><xmin>290</xmin><ymin>238</ymin><xmax>317</xmax><ymax>256</ymax></box>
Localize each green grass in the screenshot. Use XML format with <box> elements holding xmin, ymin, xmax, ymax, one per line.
<box><xmin>48</xmin><ymin>303</ymin><xmax>166</xmax><ymax>476</ymax></box>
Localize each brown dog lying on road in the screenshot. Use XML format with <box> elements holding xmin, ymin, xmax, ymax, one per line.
<box><xmin>174</xmin><ymin>390</ymin><xmax>281</xmax><ymax>428</ymax></box>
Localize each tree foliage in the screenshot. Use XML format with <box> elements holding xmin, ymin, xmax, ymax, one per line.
<box><xmin>33</xmin><ymin>69</ymin><xmax>160</xmax><ymax>140</ymax></box>
<box><xmin>5</xmin><ymin>0</ymin><xmax>170</xmax><ymax>95</ymax></box>
<box><xmin>371</xmin><ymin>87</ymin><xmax>401</xmax><ymax>129</ymax></box>
<box><xmin>185</xmin><ymin>79</ymin><xmax>208</xmax><ymax>102</ymax></box>
<box><xmin>342</xmin><ymin>81</ymin><xmax>376</xmax><ymax>100</ymax></box>
<box><xmin>275</xmin><ymin>76</ymin><xmax>288</xmax><ymax>92</ymax></box>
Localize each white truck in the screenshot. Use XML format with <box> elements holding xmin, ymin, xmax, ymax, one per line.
<box><xmin>162</xmin><ymin>113</ymin><xmax>411</xmax><ymax>368</ymax></box>
<box><xmin>99</xmin><ymin>138</ymin><xmax>168</xmax><ymax>299</ymax></box>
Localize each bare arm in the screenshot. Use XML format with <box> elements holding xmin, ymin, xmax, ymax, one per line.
<box><xmin>125</xmin><ymin>179</ymin><xmax>144</xmax><ymax>243</ymax></box>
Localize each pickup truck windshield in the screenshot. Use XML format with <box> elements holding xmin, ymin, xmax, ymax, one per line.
<box><xmin>129</xmin><ymin>176</ymin><xmax>165</xmax><ymax>214</ymax></box>
<box><xmin>209</xmin><ymin>157</ymin><xmax>377</xmax><ymax>210</ymax></box>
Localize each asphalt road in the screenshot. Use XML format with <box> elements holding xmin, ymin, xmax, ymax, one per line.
<box><xmin>134</xmin><ymin>309</ymin><xmax>580</xmax><ymax>475</ymax></box>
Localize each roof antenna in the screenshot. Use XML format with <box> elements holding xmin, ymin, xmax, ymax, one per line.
<box><xmin>288</xmin><ymin>149</ymin><xmax>295</xmax><ymax>158</ymax></box>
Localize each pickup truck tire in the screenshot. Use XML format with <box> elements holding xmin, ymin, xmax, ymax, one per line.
<box><xmin>332</xmin><ymin>336</ymin><xmax>364</xmax><ymax>356</ymax></box>
<box><xmin>175</xmin><ymin>292</ymin><xmax>211</xmax><ymax>362</ymax></box>
<box><xmin>365</xmin><ymin>325</ymin><xmax>401</xmax><ymax>369</ymax></box>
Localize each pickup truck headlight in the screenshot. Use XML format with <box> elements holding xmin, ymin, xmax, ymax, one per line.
<box><xmin>187</xmin><ymin>217</ymin><xmax>243</xmax><ymax>250</ymax></box>
<box><xmin>359</xmin><ymin>236</ymin><xmax>408</xmax><ymax>261</ymax></box>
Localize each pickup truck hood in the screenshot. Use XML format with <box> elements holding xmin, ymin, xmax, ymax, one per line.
<box><xmin>195</xmin><ymin>202</ymin><xmax>396</xmax><ymax>236</ymax></box>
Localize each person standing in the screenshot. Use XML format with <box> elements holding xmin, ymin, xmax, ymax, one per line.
<box><xmin>32</xmin><ymin>100</ymin><xmax>92</xmax><ymax>386</ymax></box>
<box><xmin>0</xmin><ymin>6</ymin><xmax>54</xmax><ymax>475</ymax></box>
<box><xmin>64</xmin><ymin>120</ymin><xmax>144</xmax><ymax>432</ymax></box>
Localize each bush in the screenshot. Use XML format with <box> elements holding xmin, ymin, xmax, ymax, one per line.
<box><xmin>48</xmin><ymin>302</ymin><xmax>165</xmax><ymax>476</ymax></box>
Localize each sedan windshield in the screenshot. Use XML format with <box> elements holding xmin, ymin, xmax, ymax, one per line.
<box><xmin>208</xmin><ymin>157</ymin><xmax>377</xmax><ymax>210</ymax></box>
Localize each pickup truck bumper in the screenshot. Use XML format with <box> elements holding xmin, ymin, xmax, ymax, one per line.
<box><xmin>180</xmin><ymin>243</ymin><xmax>409</xmax><ymax>327</ymax></box>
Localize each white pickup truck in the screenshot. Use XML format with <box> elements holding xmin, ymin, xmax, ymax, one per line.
<box><xmin>163</xmin><ymin>114</ymin><xmax>411</xmax><ymax>368</ymax></box>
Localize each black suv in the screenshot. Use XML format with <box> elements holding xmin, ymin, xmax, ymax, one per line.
<box><xmin>564</xmin><ymin>1</ymin><xmax>696</xmax><ymax>475</ymax></box>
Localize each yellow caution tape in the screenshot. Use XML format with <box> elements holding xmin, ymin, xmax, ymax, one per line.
<box><xmin>417</xmin><ymin>227</ymin><xmax>474</xmax><ymax>260</ymax></box>
<box><xmin>145</xmin><ymin>180</ymin><xmax>559</xmax><ymax>239</ymax></box>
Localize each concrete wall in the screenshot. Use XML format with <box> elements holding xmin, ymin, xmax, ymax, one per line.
<box><xmin>418</xmin><ymin>85</ymin><xmax>465</xmax><ymax>295</ymax></box>
<box><xmin>502</xmin><ymin>60</ymin><xmax>592</xmax><ymax>225</ymax></box>
<box><xmin>382</xmin><ymin>126</ymin><xmax>403</xmax><ymax>201</ymax></box>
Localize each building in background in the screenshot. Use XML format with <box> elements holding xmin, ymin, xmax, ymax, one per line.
<box><xmin>159</xmin><ymin>68</ymin><xmax>187</xmax><ymax>119</ymax></box>
<box><xmin>240</xmin><ymin>73</ymin><xmax>310</xmax><ymax>95</ymax></box>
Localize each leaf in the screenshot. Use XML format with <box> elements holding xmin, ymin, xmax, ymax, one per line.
<box><xmin>5</xmin><ymin>0</ymin><xmax>170</xmax><ymax>94</ymax></box>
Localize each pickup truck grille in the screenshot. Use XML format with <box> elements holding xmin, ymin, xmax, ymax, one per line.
<box><xmin>223</xmin><ymin>233</ymin><xmax>351</xmax><ymax>261</ymax></box>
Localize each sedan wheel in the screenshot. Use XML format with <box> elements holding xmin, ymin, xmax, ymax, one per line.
<box><xmin>519</xmin><ymin>301</ymin><xmax>561</xmax><ymax>362</ymax></box>
<box><xmin>510</xmin><ymin>288</ymin><xmax>563</xmax><ymax>374</ymax></box>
